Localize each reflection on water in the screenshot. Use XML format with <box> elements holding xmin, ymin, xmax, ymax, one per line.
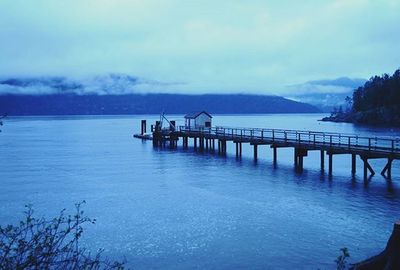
<box><xmin>0</xmin><ymin>114</ymin><xmax>399</xmax><ymax>269</ymax></box>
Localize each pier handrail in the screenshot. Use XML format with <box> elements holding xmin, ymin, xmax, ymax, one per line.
<box><xmin>213</xmin><ymin>125</ymin><xmax>399</xmax><ymax>140</ymax></box>
<box><xmin>178</xmin><ymin>125</ymin><xmax>400</xmax><ymax>154</ymax></box>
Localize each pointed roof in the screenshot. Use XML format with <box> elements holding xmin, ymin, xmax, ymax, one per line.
<box><xmin>184</xmin><ymin>111</ymin><xmax>212</xmax><ymax>119</ymax></box>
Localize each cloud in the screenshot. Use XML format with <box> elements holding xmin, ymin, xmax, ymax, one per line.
<box><xmin>284</xmin><ymin>77</ymin><xmax>366</xmax><ymax>95</ymax></box>
<box><xmin>0</xmin><ymin>74</ymin><xmax>186</xmax><ymax>95</ymax></box>
<box><xmin>0</xmin><ymin>0</ymin><xmax>399</xmax><ymax>94</ymax></box>
<box><xmin>283</xmin><ymin>77</ymin><xmax>367</xmax><ymax>110</ymax></box>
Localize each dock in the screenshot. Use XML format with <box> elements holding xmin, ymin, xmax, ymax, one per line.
<box><xmin>136</xmin><ymin>119</ymin><xmax>400</xmax><ymax>181</ymax></box>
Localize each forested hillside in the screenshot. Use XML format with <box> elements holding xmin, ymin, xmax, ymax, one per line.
<box><xmin>0</xmin><ymin>94</ymin><xmax>320</xmax><ymax>116</ymax></box>
<box><xmin>322</xmin><ymin>69</ymin><xmax>400</xmax><ymax>126</ymax></box>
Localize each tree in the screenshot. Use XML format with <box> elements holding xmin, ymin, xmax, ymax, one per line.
<box><xmin>335</xmin><ymin>247</ymin><xmax>350</xmax><ymax>270</ymax></box>
<box><xmin>0</xmin><ymin>202</ymin><xmax>125</xmax><ymax>269</ymax></box>
<box><xmin>345</xmin><ymin>96</ymin><xmax>352</xmax><ymax>112</ymax></box>
<box><xmin>338</xmin><ymin>105</ymin><xmax>343</xmax><ymax>114</ymax></box>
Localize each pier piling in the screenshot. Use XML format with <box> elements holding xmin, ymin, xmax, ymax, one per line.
<box><xmin>141</xmin><ymin>120</ymin><xmax>146</xmax><ymax>135</ymax></box>
<box><xmin>235</xmin><ymin>142</ymin><xmax>239</xmax><ymax>158</ymax></box>
<box><xmin>320</xmin><ymin>150</ymin><xmax>324</xmax><ymax>170</ymax></box>
<box><xmin>328</xmin><ymin>153</ymin><xmax>333</xmax><ymax>175</ymax></box>
<box><xmin>253</xmin><ymin>144</ymin><xmax>258</xmax><ymax>160</ymax></box>
<box><xmin>381</xmin><ymin>158</ymin><xmax>393</xmax><ymax>179</ymax></box>
<box><xmin>352</xmin><ymin>154</ymin><xmax>357</xmax><ymax>174</ymax></box>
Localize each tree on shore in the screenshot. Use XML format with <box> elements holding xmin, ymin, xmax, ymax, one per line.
<box><xmin>352</xmin><ymin>69</ymin><xmax>400</xmax><ymax>113</ymax></box>
<box><xmin>326</xmin><ymin>68</ymin><xmax>400</xmax><ymax>125</ymax></box>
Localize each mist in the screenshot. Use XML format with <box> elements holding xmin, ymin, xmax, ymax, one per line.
<box><xmin>0</xmin><ymin>0</ymin><xmax>399</xmax><ymax>94</ymax></box>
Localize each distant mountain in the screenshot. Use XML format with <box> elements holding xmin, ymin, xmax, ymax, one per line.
<box><xmin>285</xmin><ymin>77</ymin><xmax>367</xmax><ymax>112</ymax></box>
<box><xmin>0</xmin><ymin>94</ymin><xmax>320</xmax><ymax>115</ymax></box>
<box><xmin>0</xmin><ymin>74</ymin><xmax>320</xmax><ymax>115</ymax></box>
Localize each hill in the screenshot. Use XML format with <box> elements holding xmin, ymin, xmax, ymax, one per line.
<box><xmin>0</xmin><ymin>93</ymin><xmax>320</xmax><ymax>116</ymax></box>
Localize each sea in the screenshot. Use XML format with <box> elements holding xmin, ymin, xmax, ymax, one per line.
<box><xmin>0</xmin><ymin>114</ymin><xmax>399</xmax><ymax>269</ymax></box>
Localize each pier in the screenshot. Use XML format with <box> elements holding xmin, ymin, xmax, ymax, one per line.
<box><xmin>138</xmin><ymin>120</ymin><xmax>400</xmax><ymax>181</ymax></box>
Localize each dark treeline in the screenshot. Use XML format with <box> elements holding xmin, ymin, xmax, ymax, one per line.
<box><xmin>0</xmin><ymin>93</ymin><xmax>319</xmax><ymax>116</ymax></box>
<box><xmin>353</xmin><ymin>69</ymin><xmax>400</xmax><ymax>112</ymax></box>
<box><xmin>323</xmin><ymin>69</ymin><xmax>400</xmax><ymax>126</ymax></box>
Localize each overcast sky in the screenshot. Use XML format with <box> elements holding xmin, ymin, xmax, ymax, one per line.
<box><xmin>0</xmin><ymin>0</ymin><xmax>399</xmax><ymax>94</ymax></box>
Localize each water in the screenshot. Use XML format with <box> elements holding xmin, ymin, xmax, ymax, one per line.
<box><xmin>0</xmin><ymin>114</ymin><xmax>399</xmax><ymax>269</ymax></box>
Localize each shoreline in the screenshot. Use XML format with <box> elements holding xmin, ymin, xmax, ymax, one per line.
<box><xmin>320</xmin><ymin>111</ymin><xmax>400</xmax><ymax>128</ymax></box>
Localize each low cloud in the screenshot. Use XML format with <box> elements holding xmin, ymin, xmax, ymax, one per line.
<box><xmin>283</xmin><ymin>77</ymin><xmax>366</xmax><ymax>110</ymax></box>
<box><xmin>0</xmin><ymin>74</ymin><xmax>186</xmax><ymax>95</ymax></box>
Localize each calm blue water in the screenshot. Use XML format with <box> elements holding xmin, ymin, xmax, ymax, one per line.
<box><xmin>0</xmin><ymin>114</ymin><xmax>399</xmax><ymax>269</ymax></box>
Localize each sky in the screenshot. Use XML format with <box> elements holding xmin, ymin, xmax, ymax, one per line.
<box><xmin>0</xmin><ymin>0</ymin><xmax>399</xmax><ymax>94</ymax></box>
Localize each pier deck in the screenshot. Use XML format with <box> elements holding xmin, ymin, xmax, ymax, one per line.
<box><xmin>148</xmin><ymin>125</ymin><xmax>400</xmax><ymax>181</ymax></box>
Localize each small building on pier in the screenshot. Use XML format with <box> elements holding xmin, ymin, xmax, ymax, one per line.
<box><xmin>184</xmin><ymin>111</ymin><xmax>212</xmax><ymax>128</ymax></box>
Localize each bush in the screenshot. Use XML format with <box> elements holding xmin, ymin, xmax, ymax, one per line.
<box><xmin>335</xmin><ymin>247</ymin><xmax>350</xmax><ymax>270</ymax></box>
<box><xmin>0</xmin><ymin>201</ymin><xmax>125</xmax><ymax>269</ymax></box>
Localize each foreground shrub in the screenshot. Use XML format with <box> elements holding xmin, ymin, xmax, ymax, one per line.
<box><xmin>335</xmin><ymin>247</ymin><xmax>350</xmax><ymax>270</ymax></box>
<box><xmin>0</xmin><ymin>201</ymin><xmax>125</xmax><ymax>269</ymax></box>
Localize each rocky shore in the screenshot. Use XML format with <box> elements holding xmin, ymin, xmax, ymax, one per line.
<box><xmin>321</xmin><ymin>107</ymin><xmax>400</xmax><ymax>127</ymax></box>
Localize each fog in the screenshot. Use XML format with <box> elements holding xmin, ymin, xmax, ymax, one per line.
<box><xmin>0</xmin><ymin>0</ymin><xmax>399</xmax><ymax>94</ymax></box>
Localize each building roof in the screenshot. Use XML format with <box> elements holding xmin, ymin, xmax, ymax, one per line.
<box><xmin>184</xmin><ymin>111</ymin><xmax>212</xmax><ymax>119</ymax></box>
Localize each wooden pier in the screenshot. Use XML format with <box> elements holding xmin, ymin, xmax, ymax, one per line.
<box><xmin>143</xmin><ymin>121</ymin><xmax>400</xmax><ymax>181</ymax></box>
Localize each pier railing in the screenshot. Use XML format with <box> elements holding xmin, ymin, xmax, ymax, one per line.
<box><xmin>178</xmin><ymin>126</ymin><xmax>400</xmax><ymax>154</ymax></box>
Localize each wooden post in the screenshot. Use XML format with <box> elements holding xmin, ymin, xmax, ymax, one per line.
<box><xmin>362</xmin><ymin>157</ymin><xmax>368</xmax><ymax>181</ymax></box>
<box><xmin>141</xmin><ymin>120</ymin><xmax>146</xmax><ymax>135</ymax></box>
<box><xmin>273</xmin><ymin>147</ymin><xmax>277</xmax><ymax>164</ymax></box>
<box><xmin>352</xmin><ymin>154</ymin><xmax>356</xmax><ymax>174</ymax></box>
<box><xmin>320</xmin><ymin>150</ymin><xmax>324</xmax><ymax>170</ymax></box>
<box><xmin>366</xmin><ymin>161</ymin><xmax>375</xmax><ymax>175</ymax></box>
<box><xmin>155</xmin><ymin>121</ymin><xmax>160</xmax><ymax>132</ymax></box>
<box><xmin>239</xmin><ymin>142</ymin><xmax>242</xmax><ymax>157</ymax></box>
<box><xmin>152</xmin><ymin>133</ymin><xmax>157</xmax><ymax>147</ymax></box>
<box><xmin>381</xmin><ymin>158</ymin><xmax>393</xmax><ymax>179</ymax></box>
<box><xmin>200</xmin><ymin>137</ymin><xmax>204</xmax><ymax>152</ymax></box>
<box><xmin>212</xmin><ymin>139</ymin><xmax>215</xmax><ymax>151</ymax></box>
<box><xmin>254</xmin><ymin>144</ymin><xmax>258</xmax><ymax>160</ymax></box>
<box><xmin>299</xmin><ymin>155</ymin><xmax>303</xmax><ymax>171</ymax></box>
<box><xmin>294</xmin><ymin>148</ymin><xmax>298</xmax><ymax>168</ymax></box>
<box><xmin>194</xmin><ymin>137</ymin><xmax>197</xmax><ymax>150</ymax></box>
<box><xmin>328</xmin><ymin>153</ymin><xmax>333</xmax><ymax>175</ymax></box>
<box><xmin>235</xmin><ymin>142</ymin><xmax>239</xmax><ymax>158</ymax></box>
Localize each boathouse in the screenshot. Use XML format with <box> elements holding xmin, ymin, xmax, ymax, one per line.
<box><xmin>184</xmin><ymin>111</ymin><xmax>212</xmax><ymax>128</ymax></box>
